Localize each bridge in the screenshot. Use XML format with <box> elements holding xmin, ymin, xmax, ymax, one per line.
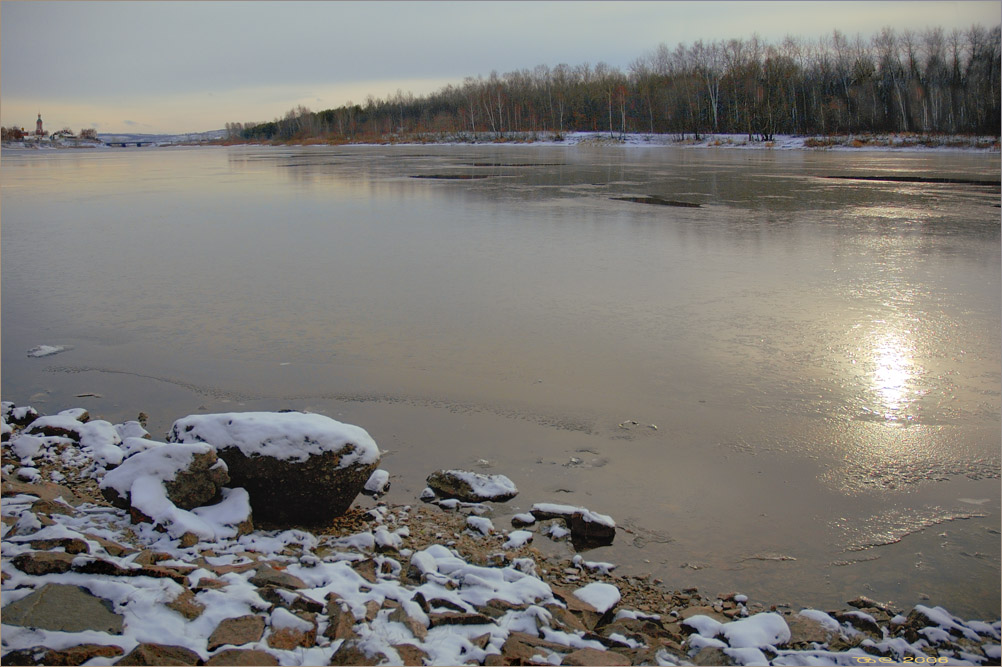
<box><xmin>104</xmin><ymin>141</ymin><xmax>156</xmax><ymax>147</ymax></box>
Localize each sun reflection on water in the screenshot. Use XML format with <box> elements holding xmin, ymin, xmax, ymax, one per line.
<box><xmin>871</xmin><ymin>329</ymin><xmax>916</xmax><ymax>417</ymax></box>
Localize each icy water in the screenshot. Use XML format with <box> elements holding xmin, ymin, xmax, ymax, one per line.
<box><xmin>2</xmin><ymin>144</ymin><xmax>999</xmax><ymax>618</ymax></box>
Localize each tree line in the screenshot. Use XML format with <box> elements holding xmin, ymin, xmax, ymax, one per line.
<box><xmin>229</xmin><ymin>25</ymin><xmax>1001</xmax><ymax>143</ymax></box>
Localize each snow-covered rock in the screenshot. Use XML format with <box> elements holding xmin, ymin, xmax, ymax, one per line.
<box><xmin>425</xmin><ymin>469</ymin><xmax>518</xmax><ymax>502</ymax></box>
<box><xmin>573</xmin><ymin>582</ymin><xmax>621</xmax><ymax>614</ymax></box>
<box><xmin>530</xmin><ymin>502</ymin><xmax>616</xmax><ymax>546</ymax></box>
<box><xmin>362</xmin><ymin>468</ymin><xmax>390</xmax><ymax>496</ymax></box>
<box><xmin>100</xmin><ymin>441</ymin><xmax>229</xmax><ymax>510</ymax></box>
<box><xmin>167</xmin><ymin>411</ymin><xmax>380</xmax><ymax>526</ymax></box>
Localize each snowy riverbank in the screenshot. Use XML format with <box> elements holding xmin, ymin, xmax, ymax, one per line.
<box><xmin>2</xmin><ymin>401</ymin><xmax>1000</xmax><ymax>666</ymax></box>
<box><xmin>6</xmin><ymin>131</ymin><xmax>998</xmax><ymax>153</ymax></box>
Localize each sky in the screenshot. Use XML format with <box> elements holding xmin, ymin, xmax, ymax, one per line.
<box><xmin>2</xmin><ymin>1</ymin><xmax>999</xmax><ymax>135</ymax></box>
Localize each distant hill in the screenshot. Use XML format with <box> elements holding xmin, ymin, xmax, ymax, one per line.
<box><xmin>97</xmin><ymin>129</ymin><xmax>226</xmax><ymax>145</ymax></box>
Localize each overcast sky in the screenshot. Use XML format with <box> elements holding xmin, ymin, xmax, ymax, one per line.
<box><xmin>2</xmin><ymin>1</ymin><xmax>998</xmax><ymax>134</ymax></box>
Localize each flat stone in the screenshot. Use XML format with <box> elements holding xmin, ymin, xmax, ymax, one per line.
<box><xmin>28</xmin><ymin>536</ymin><xmax>90</xmax><ymax>554</ymax></box>
<box><xmin>544</xmin><ymin>603</ymin><xmax>590</xmax><ymax>633</ymax></box>
<box><xmin>350</xmin><ymin>557</ymin><xmax>379</xmax><ymax>583</ymax></box>
<box><xmin>256</xmin><ymin>586</ymin><xmax>324</xmax><ymax>614</ymax></box>
<box><xmin>848</xmin><ymin>596</ymin><xmax>899</xmax><ymax>614</ymax></box>
<box><xmin>501</xmin><ymin>632</ymin><xmax>569</xmax><ymax>663</ymax></box>
<box><xmin>82</xmin><ymin>532</ymin><xmax>136</xmax><ymax>557</ymax></box>
<box><xmin>266</xmin><ymin>627</ymin><xmax>316</xmax><ymax>650</ymax></box>
<box><xmin>693</xmin><ymin>647</ymin><xmax>734</xmax><ymax>665</ymax></box>
<box><xmin>248</xmin><ymin>564</ymin><xmax>307</xmax><ymax>590</ymax></box>
<box><xmin>207</xmin><ymin>615</ymin><xmax>267</xmax><ymax>651</ymax></box>
<box><xmin>37</xmin><ymin>644</ymin><xmax>125</xmax><ymax>666</ymax></box>
<box><xmin>391</xmin><ymin>643</ymin><xmax>430</xmax><ymax>666</ymax></box>
<box><xmin>205</xmin><ymin>649</ymin><xmax>279</xmax><ymax>666</ymax></box>
<box><xmin>1</xmin><ymin>584</ymin><xmax>124</xmax><ymax>634</ymax></box>
<box><xmin>12</xmin><ymin>550</ymin><xmax>76</xmax><ymax>575</ymax></box>
<box><xmin>30</xmin><ymin>498</ymin><xmax>78</xmax><ymax>517</ymax></box>
<box><xmin>329</xmin><ymin>639</ymin><xmax>386</xmax><ymax>666</ymax></box>
<box><xmin>166</xmin><ymin>587</ymin><xmax>205</xmax><ymax>620</ymax></box>
<box><xmin>427</xmin><ymin>611</ymin><xmax>495</xmax><ymax>627</ymax></box>
<box><xmin>115</xmin><ymin>643</ymin><xmax>204</xmax><ymax>665</ymax></box>
<box><xmin>560</xmin><ymin>648</ymin><xmax>631</xmax><ymax>665</ymax></box>
<box><xmin>2</xmin><ymin>479</ymin><xmax>84</xmax><ymax>504</ymax></box>
<box><xmin>679</xmin><ymin>606</ymin><xmax>729</xmax><ymax>623</ymax></box>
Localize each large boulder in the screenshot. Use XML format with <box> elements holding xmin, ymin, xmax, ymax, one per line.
<box><xmin>167</xmin><ymin>411</ymin><xmax>380</xmax><ymax>527</ymax></box>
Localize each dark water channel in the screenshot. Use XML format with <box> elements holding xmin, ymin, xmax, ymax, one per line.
<box><xmin>2</xmin><ymin>144</ymin><xmax>999</xmax><ymax>618</ymax></box>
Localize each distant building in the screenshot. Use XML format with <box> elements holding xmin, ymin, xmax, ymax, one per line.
<box><xmin>35</xmin><ymin>113</ymin><xmax>44</xmax><ymax>136</ymax></box>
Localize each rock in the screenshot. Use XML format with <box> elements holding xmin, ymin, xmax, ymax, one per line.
<box><xmin>427</xmin><ymin>611</ymin><xmax>495</xmax><ymax>627</ymax></box>
<box><xmin>785</xmin><ymin>613</ymin><xmax>834</xmax><ymax>645</ymax></box>
<box><xmin>256</xmin><ymin>586</ymin><xmax>324</xmax><ymax>614</ymax></box>
<box><xmin>391</xmin><ymin>644</ymin><xmax>429</xmax><ymax>666</ymax></box>
<box><xmin>544</xmin><ymin>603</ymin><xmax>591</xmax><ymax>633</ymax></box>
<box><xmin>99</xmin><ymin>442</ymin><xmax>229</xmax><ymax>511</ymax></box>
<box><xmin>2</xmin><ymin>583</ymin><xmax>124</xmax><ymax>634</ymax></box>
<box><xmin>847</xmin><ymin>596</ymin><xmax>899</xmax><ymax>615</ymax></box>
<box><xmin>501</xmin><ymin>632</ymin><xmax>569</xmax><ymax>663</ymax></box>
<box><xmin>362</xmin><ymin>468</ymin><xmax>390</xmax><ymax>496</ymax></box>
<box><xmin>12</xmin><ymin>550</ymin><xmax>76</xmax><ymax>575</ymax></box>
<box><xmin>21</xmin><ymin>644</ymin><xmax>125</xmax><ymax>666</ymax></box>
<box><xmin>168</xmin><ymin>411</ymin><xmax>380</xmax><ymax>526</ymax></box>
<box><xmin>1</xmin><ymin>648</ymin><xmax>47</xmax><ymax>666</ymax></box>
<box><xmin>28</xmin><ymin>536</ymin><xmax>90</xmax><ymax>554</ymax></box>
<box><xmin>166</xmin><ymin>587</ymin><xmax>206</xmax><ymax>620</ymax></box>
<box><xmin>249</xmin><ymin>564</ymin><xmax>307</xmax><ymax>590</ymax></box>
<box><xmin>81</xmin><ymin>531</ymin><xmax>135</xmax><ymax>557</ymax></box>
<box><xmin>25</xmin><ymin>415</ymin><xmax>84</xmax><ymax>440</ymax></box>
<box><xmin>389</xmin><ymin>605</ymin><xmax>429</xmax><ymax>641</ymax></box>
<box><xmin>350</xmin><ymin>557</ymin><xmax>379</xmax><ymax>583</ymax></box>
<box><xmin>205</xmin><ymin>650</ymin><xmax>279</xmax><ymax>666</ymax></box>
<box><xmin>4</xmin><ymin>403</ymin><xmax>40</xmax><ymax>427</ymax></box>
<box><xmin>679</xmin><ymin>606</ymin><xmax>729</xmax><ymax>624</ymax></box>
<box><xmin>30</xmin><ymin>498</ymin><xmax>78</xmax><ymax>517</ymax></box>
<box><xmin>207</xmin><ymin>615</ymin><xmax>267</xmax><ymax>651</ymax></box>
<box><xmin>115</xmin><ymin>643</ymin><xmax>204</xmax><ymax>665</ymax></box>
<box><xmin>692</xmin><ymin>647</ymin><xmax>734</xmax><ymax>665</ymax></box>
<box><xmin>530</xmin><ymin>503</ymin><xmax>615</xmax><ymax>547</ymax></box>
<box><xmin>561</xmin><ymin>648</ymin><xmax>631</xmax><ymax>665</ymax></box>
<box><xmin>1</xmin><ymin>479</ymin><xmax>84</xmax><ymax>505</ymax></box>
<box><xmin>324</xmin><ymin>594</ymin><xmax>359</xmax><ymax>642</ymax></box>
<box><xmin>426</xmin><ymin>469</ymin><xmax>518</xmax><ymax>502</ymax></box>
<box><xmin>834</xmin><ymin>610</ymin><xmax>882</xmax><ymax>635</ymax></box>
<box><xmin>266</xmin><ymin>626</ymin><xmax>315</xmax><ymax>650</ymax></box>
<box><xmin>265</xmin><ymin>608</ymin><xmax>317</xmax><ymax>650</ymax></box>
<box><xmin>329</xmin><ymin>639</ymin><xmax>387</xmax><ymax>666</ymax></box>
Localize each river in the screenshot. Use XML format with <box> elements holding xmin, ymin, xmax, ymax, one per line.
<box><xmin>2</xmin><ymin>143</ymin><xmax>999</xmax><ymax>618</ymax></box>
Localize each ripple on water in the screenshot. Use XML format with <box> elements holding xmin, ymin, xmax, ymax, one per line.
<box><xmin>834</xmin><ymin>506</ymin><xmax>988</xmax><ymax>553</ymax></box>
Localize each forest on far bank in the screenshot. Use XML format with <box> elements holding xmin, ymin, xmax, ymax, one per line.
<box><xmin>229</xmin><ymin>25</ymin><xmax>1001</xmax><ymax>143</ymax></box>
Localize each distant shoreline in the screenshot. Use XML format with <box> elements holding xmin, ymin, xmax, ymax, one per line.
<box><xmin>4</xmin><ymin>132</ymin><xmax>999</xmax><ymax>153</ymax></box>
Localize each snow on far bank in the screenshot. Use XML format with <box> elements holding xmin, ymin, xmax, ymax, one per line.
<box><xmin>352</xmin><ymin>130</ymin><xmax>1000</xmax><ymax>153</ymax></box>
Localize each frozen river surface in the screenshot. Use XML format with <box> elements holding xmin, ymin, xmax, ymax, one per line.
<box><xmin>2</xmin><ymin>144</ymin><xmax>999</xmax><ymax>618</ymax></box>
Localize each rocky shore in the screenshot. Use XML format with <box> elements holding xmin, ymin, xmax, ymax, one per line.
<box><xmin>2</xmin><ymin>401</ymin><xmax>1000</xmax><ymax>666</ymax></box>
